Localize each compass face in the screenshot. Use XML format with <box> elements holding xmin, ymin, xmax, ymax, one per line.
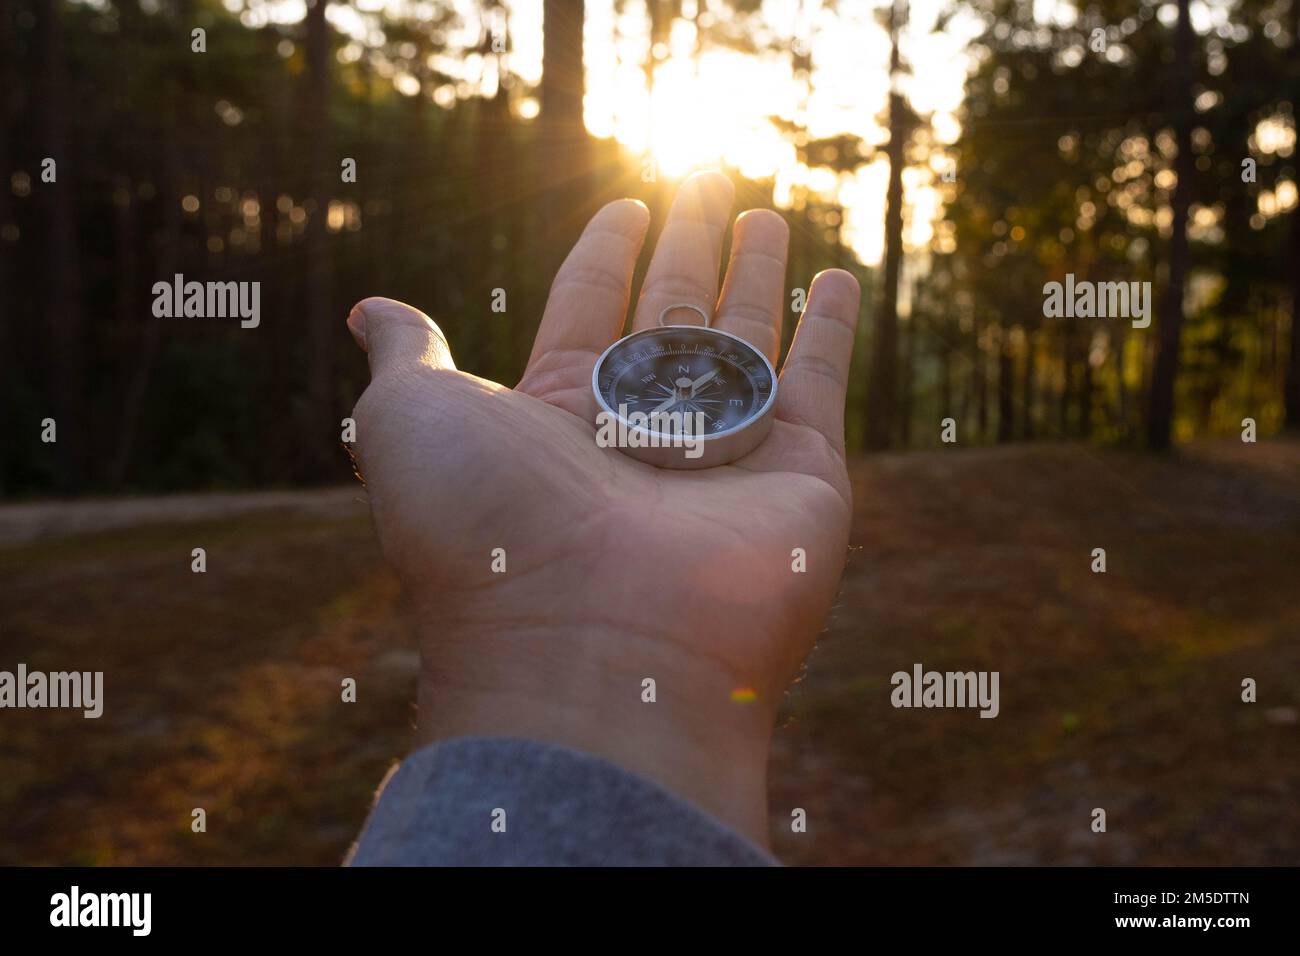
<box><xmin>592</xmin><ymin>325</ymin><xmax>776</xmax><ymax>438</ymax></box>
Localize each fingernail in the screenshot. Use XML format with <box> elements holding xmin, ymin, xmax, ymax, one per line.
<box><xmin>346</xmin><ymin>306</ymin><xmax>367</xmax><ymax>347</ymax></box>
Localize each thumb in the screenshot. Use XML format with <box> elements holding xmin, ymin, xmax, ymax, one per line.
<box><xmin>346</xmin><ymin>296</ymin><xmax>456</xmax><ymax>379</ymax></box>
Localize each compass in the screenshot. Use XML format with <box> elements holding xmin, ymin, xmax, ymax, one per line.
<box><xmin>591</xmin><ymin>304</ymin><xmax>777</xmax><ymax>469</ymax></box>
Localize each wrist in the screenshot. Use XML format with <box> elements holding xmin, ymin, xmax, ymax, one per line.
<box><xmin>411</xmin><ymin>621</ymin><xmax>775</xmax><ymax>846</ymax></box>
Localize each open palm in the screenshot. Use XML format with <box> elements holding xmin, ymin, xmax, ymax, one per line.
<box><xmin>346</xmin><ymin>173</ymin><xmax>861</xmax><ymax>836</ymax></box>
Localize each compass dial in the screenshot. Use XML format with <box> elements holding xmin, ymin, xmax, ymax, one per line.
<box><xmin>591</xmin><ymin>324</ymin><xmax>777</xmax><ymax>468</ymax></box>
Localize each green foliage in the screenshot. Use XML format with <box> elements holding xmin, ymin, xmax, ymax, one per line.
<box><xmin>926</xmin><ymin>0</ymin><xmax>1295</xmax><ymax>446</ymax></box>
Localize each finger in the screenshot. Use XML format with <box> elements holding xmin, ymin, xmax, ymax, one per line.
<box><xmin>631</xmin><ymin>170</ymin><xmax>734</xmax><ymax>331</ymax></box>
<box><xmin>347</xmin><ymin>296</ymin><xmax>456</xmax><ymax>380</ymax></box>
<box><xmin>713</xmin><ymin>209</ymin><xmax>789</xmax><ymax>365</ymax></box>
<box><xmin>776</xmin><ymin>269</ymin><xmax>861</xmax><ymax>456</ymax></box>
<box><xmin>524</xmin><ymin>199</ymin><xmax>650</xmax><ymax>374</ymax></box>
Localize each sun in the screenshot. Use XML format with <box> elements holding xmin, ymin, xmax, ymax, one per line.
<box><xmin>586</xmin><ymin>47</ymin><xmax>798</xmax><ymax>181</ymax></box>
<box><xmin>644</xmin><ymin>60</ymin><xmax>731</xmax><ymax>177</ymax></box>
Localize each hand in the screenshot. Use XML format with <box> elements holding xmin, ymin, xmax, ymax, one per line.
<box><xmin>346</xmin><ymin>172</ymin><xmax>861</xmax><ymax>844</ymax></box>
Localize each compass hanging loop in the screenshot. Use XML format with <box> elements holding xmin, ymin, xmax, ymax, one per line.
<box><xmin>657</xmin><ymin>303</ymin><xmax>712</xmax><ymax>329</ymax></box>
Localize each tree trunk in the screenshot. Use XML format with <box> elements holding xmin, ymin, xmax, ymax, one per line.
<box><xmin>1113</xmin><ymin>326</ymin><xmax>1129</xmax><ymax>439</ymax></box>
<box><xmin>997</xmin><ymin>327</ymin><xmax>1014</xmax><ymax>442</ymax></box>
<box><xmin>472</xmin><ymin>32</ymin><xmax>514</xmax><ymax>380</ymax></box>
<box><xmin>1079</xmin><ymin>340</ymin><xmax>1094</xmax><ymax>439</ymax></box>
<box><xmin>539</xmin><ymin>0</ymin><xmax>587</xmax><ymax>252</ymax></box>
<box><xmin>975</xmin><ymin>316</ymin><xmax>988</xmax><ymax>441</ymax></box>
<box><xmin>864</xmin><ymin>0</ymin><xmax>907</xmax><ymax>450</ymax></box>
<box><xmin>1020</xmin><ymin>327</ymin><xmax>1037</xmax><ymax>439</ymax></box>
<box><xmin>0</xmin><ymin>3</ymin><xmax>18</xmax><ymax>490</ymax></box>
<box><xmin>301</xmin><ymin>0</ymin><xmax>335</xmax><ymax>477</ymax></box>
<box><xmin>899</xmin><ymin>310</ymin><xmax>915</xmax><ymax>446</ymax></box>
<box><xmin>939</xmin><ymin>322</ymin><xmax>953</xmax><ymax>430</ymax></box>
<box><xmin>1288</xmin><ymin>161</ymin><xmax>1300</xmax><ymax>429</ymax></box>
<box><xmin>108</xmin><ymin>1</ymin><xmax>183</xmax><ymax>487</ymax></box>
<box><xmin>1146</xmin><ymin>0</ymin><xmax>1193</xmax><ymax>450</ymax></box>
<box><xmin>1285</xmin><ymin>1</ymin><xmax>1300</xmax><ymax>430</ymax></box>
<box><xmin>529</xmin><ymin>0</ymin><xmax>588</xmax><ymax>371</ymax></box>
<box><xmin>35</xmin><ymin>0</ymin><xmax>84</xmax><ymax>491</ymax></box>
<box><xmin>1058</xmin><ymin>327</ymin><xmax>1073</xmax><ymax>437</ymax></box>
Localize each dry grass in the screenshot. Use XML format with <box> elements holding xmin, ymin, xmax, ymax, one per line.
<box><xmin>1</xmin><ymin>439</ymin><xmax>1297</xmax><ymax>865</ymax></box>
<box><xmin>771</xmin><ymin>438</ymin><xmax>1300</xmax><ymax>864</ymax></box>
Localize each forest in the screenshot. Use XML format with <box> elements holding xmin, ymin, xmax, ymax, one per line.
<box><xmin>3</xmin><ymin>1</ymin><xmax>1299</xmax><ymax>869</ymax></box>
<box><xmin>1</xmin><ymin>0</ymin><xmax>1297</xmax><ymax>495</ymax></box>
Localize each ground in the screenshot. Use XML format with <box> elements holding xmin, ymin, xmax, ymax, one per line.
<box><xmin>1</xmin><ymin>439</ymin><xmax>1297</xmax><ymax>865</ymax></box>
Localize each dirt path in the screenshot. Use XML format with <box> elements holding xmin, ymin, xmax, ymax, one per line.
<box><xmin>1</xmin><ymin>439</ymin><xmax>1297</xmax><ymax>865</ymax></box>
<box><xmin>0</xmin><ymin>486</ymin><xmax>369</xmax><ymax>548</ymax></box>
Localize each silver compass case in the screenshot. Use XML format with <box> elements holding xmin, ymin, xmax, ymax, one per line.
<box><xmin>591</xmin><ymin>322</ymin><xmax>778</xmax><ymax>469</ymax></box>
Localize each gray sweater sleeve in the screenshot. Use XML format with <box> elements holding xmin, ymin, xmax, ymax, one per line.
<box><xmin>346</xmin><ymin>736</ymin><xmax>778</xmax><ymax>866</ymax></box>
